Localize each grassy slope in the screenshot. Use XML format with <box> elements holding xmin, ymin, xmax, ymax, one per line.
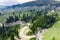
<box><xmin>43</xmin><ymin>21</ymin><xmax>60</xmax><ymax>40</ymax></box>
<box><xmin>0</xmin><ymin>11</ymin><xmax>32</xmax><ymax>22</ymax></box>
<box><xmin>55</xmin><ymin>10</ymin><xmax>60</xmax><ymax>16</ymax></box>
<box><xmin>0</xmin><ymin>16</ymin><xmax>6</xmax><ymax>22</ymax></box>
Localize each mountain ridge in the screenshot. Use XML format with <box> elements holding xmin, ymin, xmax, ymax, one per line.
<box><xmin>0</xmin><ymin>0</ymin><xmax>60</xmax><ymax>10</ymax></box>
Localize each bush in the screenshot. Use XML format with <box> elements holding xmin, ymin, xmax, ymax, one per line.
<box><xmin>29</xmin><ymin>37</ymin><xmax>36</xmax><ymax>40</ymax></box>
<box><xmin>0</xmin><ymin>25</ymin><xmax>20</xmax><ymax>40</ymax></box>
<box><xmin>26</xmin><ymin>31</ymin><xmax>33</xmax><ymax>36</ymax></box>
<box><xmin>52</xmin><ymin>37</ymin><xmax>55</xmax><ymax>40</ymax></box>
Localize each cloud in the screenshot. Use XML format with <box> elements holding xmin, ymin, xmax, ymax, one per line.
<box><xmin>0</xmin><ymin>0</ymin><xmax>34</xmax><ymax>5</ymax></box>
<box><xmin>18</xmin><ymin>0</ymin><xmax>34</xmax><ymax>3</ymax></box>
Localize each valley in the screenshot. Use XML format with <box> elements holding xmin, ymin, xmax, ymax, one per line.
<box><xmin>0</xmin><ymin>0</ymin><xmax>60</xmax><ymax>40</ymax></box>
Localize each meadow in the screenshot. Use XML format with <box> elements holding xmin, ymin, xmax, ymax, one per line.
<box><xmin>43</xmin><ymin>21</ymin><xmax>60</xmax><ymax>40</ymax></box>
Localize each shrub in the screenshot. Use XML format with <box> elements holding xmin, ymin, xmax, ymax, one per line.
<box><xmin>52</xmin><ymin>37</ymin><xmax>55</xmax><ymax>40</ymax></box>
<box><xmin>29</xmin><ymin>37</ymin><xmax>36</xmax><ymax>40</ymax></box>
<box><xmin>26</xmin><ymin>31</ymin><xmax>33</xmax><ymax>36</ymax></box>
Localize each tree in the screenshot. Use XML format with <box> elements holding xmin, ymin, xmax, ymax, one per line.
<box><xmin>13</xmin><ymin>12</ymin><xmax>15</xmax><ymax>15</ymax></box>
<box><xmin>29</xmin><ymin>37</ymin><xmax>36</xmax><ymax>40</ymax></box>
<box><xmin>6</xmin><ymin>16</ymin><xmax>14</xmax><ymax>23</ymax></box>
<box><xmin>16</xmin><ymin>30</ymin><xmax>19</xmax><ymax>37</ymax></box>
<box><xmin>15</xmin><ymin>15</ymin><xmax>19</xmax><ymax>21</ymax></box>
<box><xmin>52</xmin><ymin>37</ymin><xmax>55</xmax><ymax>40</ymax></box>
<box><xmin>6</xmin><ymin>15</ymin><xmax>19</xmax><ymax>23</ymax></box>
<box><xmin>0</xmin><ymin>12</ymin><xmax>1</xmax><ymax>16</ymax></box>
<box><xmin>2</xmin><ymin>23</ymin><xmax>5</xmax><ymax>40</ymax></box>
<box><xmin>18</xmin><ymin>13</ymin><xmax>21</xmax><ymax>17</ymax></box>
<box><xmin>30</xmin><ymin>13</ymin><xmax>58</xmax><ymax>34</ymax></box>
<box><xmin>11</xmin><ymin>34</ymin><xmax>14</xmax><ymax>40</ymax></box>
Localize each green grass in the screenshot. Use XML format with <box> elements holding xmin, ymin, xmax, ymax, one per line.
<box><xmin>55</xmin><ymin>10</ymin><xmax>60</xmax><ymax>16</ymax></box>
<box><xmin>29</xmin><ymin>37</ymin><xmax>36</xmax><ymax>40</ymax></box>
<box><xmin>0</xmin><ymin>11</ymin><xmax>32</xmax><ymax>22</ymax></box>
<box><xmin>0</xmin><ymin>16</ymin><xmax>6</xmax><ymax>22</ymax></box>
<box><xmin>43</xmin><ymin>21</ymin><xmax>60</xmax><ymax>40</ymax></box>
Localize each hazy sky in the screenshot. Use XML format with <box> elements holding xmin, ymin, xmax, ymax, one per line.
<box><xmin>0</xmin><ymin>0</ymin><xmax>34</xmax><ymax>5</ymax></box>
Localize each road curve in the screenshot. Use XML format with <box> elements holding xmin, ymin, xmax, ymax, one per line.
<box><xmin>19</xmin><ymin>23</ymin><xmax>35</xmax><ymax>40</ymax></box>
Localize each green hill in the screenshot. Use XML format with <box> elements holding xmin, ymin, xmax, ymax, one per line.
<box><xmin>43</xmin><ymin>21</ymin><xmax>60</xmax><ymax>40</ymax></box>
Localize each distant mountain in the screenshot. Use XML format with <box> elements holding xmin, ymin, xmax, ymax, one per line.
<box><xmin>36</xmin><ymin>0</ymin><xmax>60</xmax><ymax>2</ymax></box>
<box><xmin>0</xmin><ymin>5</ymin><xmax>7</xmax><ymax>10</ymax></box>
<box><xmin>5</xmin><ymin>1</ymin><xmax>60</xmax><ymax>9</ymax></box>
<box><xmin>0</xmin><ymin>0</ymin><xmax>60</xmax><ymax>11</ymax></box>
<box><xmin>54</xmin><ymin>0</ymin><xmax>60</xmax><ymax>2</ymax></box>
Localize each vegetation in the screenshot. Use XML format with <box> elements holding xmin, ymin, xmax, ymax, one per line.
<box><xmin>43</xmin><ymin>21</ymin><xmax>60</xmax><ymax>40</ymax></box>
<box><xmin>29</xmin><ymin>11</ymin><xmax>59</xmax><ymax>34</ymax></box>
<box><xmin>0</xmin><ymin>25</ymin><xmax>20</xmax><ymax>40</ymax></box>
<box><xmin>29</xmin><ymin>37</ymin><xmax>36</xmax><ymax>40</ymax></box>
<box><xmin>0</xmin><ymin>4</ymin><xmax>60</xmax><ymax>40</ymax></box>
<box><xmin>6</xmin><ymin>15</ymin><xmax>19</xmax><ymax>23</ymax></box>
<box><xmin>52</xmin><ymin>37</ymin><xmax>55</xmax><ymax>40</ymax></box>
<box><xmin>0</xmin><ymin>12</ymin><xmax>1</xmax><ymax>16</ymax></box>
<box><xmin>26</xmin><ymin>31</ymin><xmax>33</xmax><ymax>36</ymax></box>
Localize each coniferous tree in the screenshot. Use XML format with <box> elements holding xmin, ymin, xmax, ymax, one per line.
<box><xmin>13</xmin><ymin>12</ymin><xmax>15</xmax><ymax>15</ymax></box>
<box><xmin>0</xmin><ymin>13</ymin><xmax>1</xmax><ymax>15</ymax></box>
<box><xmin>11</xmin><ymin>34</ymin><xmax>14</xmax><ymax>40</ymax></box>
<box><xmin>15</xmin><ymin>15</ymin><xmax>19</xmax><ymax>21</ymax></box>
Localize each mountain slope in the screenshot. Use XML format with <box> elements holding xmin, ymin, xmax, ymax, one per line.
<box><xmin>0</xmin><ymin>5</ymin><xmax>7</xmax><ymax>10</ymax></box>
<box><xmin>0</xmin><ymin>1</ymin><xmax>60</xmax><ymax>11</ymax></box>
<box><xmin>2</xmin><ymin>1</ymin><xmax>60</xmax><ymax>9</ymax></box>
<box><xmin>36</xmin><ymin>0</ymin><xmax>60</xmax><ymax>2</ymax></box>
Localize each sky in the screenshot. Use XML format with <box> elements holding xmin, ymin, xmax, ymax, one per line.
<box><xmin>0</xmin><ymin>0</ymin><xmax>34</xmax><ymax>6</ymax></box>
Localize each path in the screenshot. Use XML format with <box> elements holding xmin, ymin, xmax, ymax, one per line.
<box><xmin>0</xmin><ymin>21</ymin><xmax>43</xmax><ymax>40</ymax></box>
<box><xmin>19</xmin><ymin>23</ymin><xmax>35</xmax><ymax>40</ymax></box>
<box><xmin>36</xmin><ymin>27</ymin><xmax>43</xmax><ymax>40</ymax></box>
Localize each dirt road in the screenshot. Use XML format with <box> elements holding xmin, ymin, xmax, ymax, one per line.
<box><xmin>19</xmin><ymin>23</ymin><xmax>35</xmax><ymax>40</ymax></box>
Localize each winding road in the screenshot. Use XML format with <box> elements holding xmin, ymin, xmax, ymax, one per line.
<box><xmin>0</xmin><ymin>21</ymin><xmax>43</xmax><ymax>40</ymax></box>
<box><xmin>36</xmin><ymin>28</ymin><xmax>43</xmax><ymax>40</ymax></box>
<box><xmin>19</xmin><ymin>23</ymin><xmax>35</xmax><ymax>40</ymax></box>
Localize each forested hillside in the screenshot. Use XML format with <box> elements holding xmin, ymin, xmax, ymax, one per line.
<box><xmin>0</xmin><ymin>0</ymin><xmax>60</xmax><ymax>40</ymax></box>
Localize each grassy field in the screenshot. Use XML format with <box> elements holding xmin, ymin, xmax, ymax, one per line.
<box><xmin>43</xmin><ymin>21</ymin><xmax>60</xmax><ymax>40</ymax></box>
<box><xmin>0</xmin><ymin>16</ymin><xmax>6</xmax><ymax>22</ymax></box>
<box><xmin>0</xmin><ymin>11</ymin><xmax>32</xmax><ymax>22</ymax></box>
<box><xmin>55</xmin><ymin>10</ymin><xmax>60</xmax><ymax>16</ymax></box>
